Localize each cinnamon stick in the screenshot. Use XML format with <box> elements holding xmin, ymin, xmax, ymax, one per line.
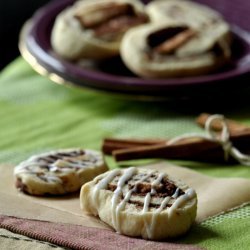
<box><xmin>112</xmin><ymin>131</ymin><xmax>250</xmax><ymax>162</ymax></box>
<box><xmin>103</xmin><ymin>115</ymin><xmax>250</xmax><ymax>163</ymax></box>
<box><xmin>113</xmin><ymin>139</ymin><xmax>222</xmax><ymax>162</ymax></box>
<box><xmin>102</xmin><ymin>138</ymin><xmax>166</xmax><ymax>155</ymax></box>
<box><xmin>196</xmin><ymin>113</ymin><xmax>250</xmax><ymax>132</ymax></box>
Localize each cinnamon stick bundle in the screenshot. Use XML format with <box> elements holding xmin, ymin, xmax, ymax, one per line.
<box><xmin>102</xmin><ymin>114</ymin><xmax>250</xmax><ymax>163</ymax></box>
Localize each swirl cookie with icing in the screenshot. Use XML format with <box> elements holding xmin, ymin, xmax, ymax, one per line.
<box><xmin>80</xmin><ymin>167</ymin><xmax>197</xmax><ymax>240</ymax></box>
<box><xmin>14</xmin><ymin>149</ymin><xmax>108</xmax><ymax>196</ymax></box>
<box><xmin>51</xmin><ymin>0</ymin><xmax>148</xmax><ymax>60</ymax></box>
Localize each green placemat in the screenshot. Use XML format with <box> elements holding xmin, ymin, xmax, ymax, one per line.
<box><xmin>0</xmin><ymin>58</ymin><xmax>249</xmax><ymax>249</ymax></box>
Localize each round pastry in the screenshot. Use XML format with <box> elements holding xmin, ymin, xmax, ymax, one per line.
<box><xmin>51</xmin><ymin>0</ymin><xmax>148</xmax><ymax>60</ymax></box>
<box><xmin>120</xmin><ymin>22</ymin><xmax>231</xmax><ymax>78</ymax></box>
<box><xmin>14</xmin><ymin>149</ymin><xmax>108</xmax><ymax>196</ymax></box>
<box><xmin>80</xmin><ymin>167</ymin><xmax>197</xmax><ymax>240</ymax></box>
<box><xmin>146</xmin><ymin>0</ymin><xmax>230</xmax><ymax>32</ymax></box>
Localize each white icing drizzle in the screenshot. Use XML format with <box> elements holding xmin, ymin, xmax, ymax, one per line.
<box><xmin>14</xmin><ymin>149</ymin><xmax>102</xmax><ymax>184</ymax></box>
<box><xmin>151</xmin><ymin>172</ymin><xmax>166</xmax><ymax>195</ymax></box>
<box><xmin>143</xmin><ymin>173</ymin><xmax>167</xmax><ymax>212</ymax></box>
<box><xmin>172</xmin><ymin>187</ymin><xmax>180</xmax><ymax>199</ymax></box>
<box><xmin>157</xmin><ymin>196</ymin><xmax>172</xmax><ymax>212</ymax></box>
<box><xmin>169</xmin><ymin>188</ymin><xmax>196</xmax><ymax>217</ymax></box>
<box><xmin>95</xmin><ymin>169</ymin><xmax>121</xmax><ymax>190</ymax></box>
<box><xmin>14</xmin><ymin>162</ymin><xmax>49</xmax><ymax>175</ymax></box>
<box><xmin>51</xmin><ymin>159</ymin><xmax>96</xmax><ymax>171</ymax></box>
<box><xmin>45</xmin><ymin>175</ymin><xmax>63</xmax><ymax>183</ymax></box>
<box><xmin>93</xmin><ymin>169</ymin><xmax>121</xmax><ymax>201</ymax></box>
<box><xmin>144</xmin><ymin>187</ymin><xmax>180</xmax><ymax>239</ymax></box>
<box><xmin>111</xmin><ymin>167</ymin><xmax>137</xmax><ymax>231</ymax></box>
<box><xmin>114</xmin><ymin>171</ymin><xmax>153</xmax><ymax>232</ymax></box>
<box><xmin>94</xmin><ymin>167</ymin><xmax>196</xmax><ymax>239</ymax></box>
<box><xmin>143</xmin><ymin>193</ymin><xmax>151</xmax><ymax>212</ymax></box>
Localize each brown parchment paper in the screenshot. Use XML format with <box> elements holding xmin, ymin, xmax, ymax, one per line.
<box><xmin>0</xmin><ymin>162</ymin><xmax>250</xmax><ymax>230</ymax></box>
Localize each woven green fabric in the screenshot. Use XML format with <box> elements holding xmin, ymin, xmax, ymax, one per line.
<box><xmin>0</xmin><ymin>58</ymin><xmax>250</xmax><ymax>249</ymax></box>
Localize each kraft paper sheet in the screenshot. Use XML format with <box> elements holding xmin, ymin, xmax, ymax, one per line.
<box><xmin>0</xmin><ymin>162</ymin><xmax>250</xmax><ymax>230</ymax></box>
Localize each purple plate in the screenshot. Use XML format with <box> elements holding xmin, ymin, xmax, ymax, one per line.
<box><xmin>20</xmin><ymin>0</ymin><xmax>250</xmax><ymax>99</ymax></box>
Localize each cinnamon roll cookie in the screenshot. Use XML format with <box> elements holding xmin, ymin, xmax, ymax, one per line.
<box><xmin>120</xmin><ymin>22</ymin><xmax>231</xmax><ymax>78</ymax></box>
<box><xmin>14</xmin><ymin>149</ymin><xmax>108</xmax><ymax>196</ymax></box>
<box><xmin>51</xmin><ymin>0</ymin><xmax>148</xmax><ymax>60</ymax></box>
<box><xmin>80</xmin><ymin>167</ymin><xmax>197</xmax><ymax>240</ymax></box>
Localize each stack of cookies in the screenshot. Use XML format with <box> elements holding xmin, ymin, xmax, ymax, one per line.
<box><xmin>51</xmin><ymin>0</ymin><xmax>232</xmax><ymax>78</ymax></box>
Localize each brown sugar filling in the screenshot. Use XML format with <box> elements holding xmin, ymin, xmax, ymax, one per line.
<box><xmin>107</xmin><ymin>174</ymin><xmax>185</xmax><ymax>208</ymax></box>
